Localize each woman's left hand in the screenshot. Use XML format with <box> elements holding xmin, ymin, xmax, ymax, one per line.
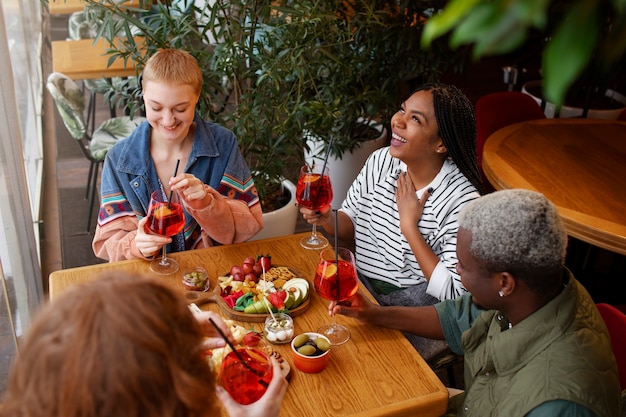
<box><xmin>170</xmin><ymin>173</ymin><xmax>209</xmax><ymax>209</ymax></box>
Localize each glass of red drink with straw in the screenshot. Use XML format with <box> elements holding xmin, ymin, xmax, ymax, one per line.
<box><xmin>314</xmin><ymin>247</ymin><xmax>358</xmax><ymax>344</ymax></box>
<box><xmin>145</xmin><ymin>190</ymin><xmax>185</xmax><ymax>274</ymax></box>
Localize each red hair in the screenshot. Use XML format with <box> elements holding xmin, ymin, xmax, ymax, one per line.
<box><xmin>0</xmin><ymin>272</ymin><xmax>219</xmax><ymax>417</ymax></box>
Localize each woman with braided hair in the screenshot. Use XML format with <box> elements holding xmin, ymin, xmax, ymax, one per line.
<box><xmin>299</xmin><ymin>84</ymin><xmax>483</xmax><ymax>359</ymax></box>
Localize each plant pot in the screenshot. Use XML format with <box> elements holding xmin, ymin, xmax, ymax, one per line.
<box><xmin>522</xmin><ymin>80</ymin><xmax>626</xmax><ymax>119</ymax></box>
<box><xmin>304</xmin><ymin>119</ymin><xmax>388</xmax><ymax>208</ymax></box>
<box><xmin>250</xmin><ymin>179</ymin><xmax>298</xmax><ymax>241</ymax></box>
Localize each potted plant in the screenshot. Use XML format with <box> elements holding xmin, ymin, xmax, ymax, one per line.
<box><xmin>85</xmin><ymin>0</ymin><xmax>461</xmax><ymax>230</ymax></box>
<box><xmin>280</xmin><ymin>0</ymin><xmax>460</xmax><ymax>205</ymax></box>
<box><xmin>87</xmin><ymin>0</ymin><xmax>305</xmax><ymax>237</ymax></box>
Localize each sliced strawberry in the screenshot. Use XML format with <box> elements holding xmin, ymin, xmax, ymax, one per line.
<box><xmin>269</xmin><ymin>291</ymin><xmax>285</xmax><ymax>310</ymax></box>
<box><xmin>243</xmin><ymin>331</ymin><xmax>262</xmax><ymax>347</ymax></box>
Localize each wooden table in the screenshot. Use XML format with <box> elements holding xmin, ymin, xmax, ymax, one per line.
<box><xmin>49</xmin><ymin>0</ymin><xmax>141</xmax><ymax>15</ymax></box>
<box><xmin>483</xmin><ymin>118</ymin><xmax>626</xmax><ymax>255</ymax></box>
<box><xmin>51</xmin><ymin>37</ymin><xmax>141</xmax><ymax>80</ymax></box>
<box><xmin>49</xmin><ymin>233</ymin><xmax>449</xmax><ymax>417</ymax></box>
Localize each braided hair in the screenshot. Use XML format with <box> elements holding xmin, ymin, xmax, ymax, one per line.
<box><xmin>414</xmin><ymin>83</ymin><xmax>485</xmax><ymax>195</ymax></box>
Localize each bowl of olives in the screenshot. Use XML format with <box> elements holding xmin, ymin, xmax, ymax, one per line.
<box><xmin>182</xmin><ymin>267</ymin><xmax>209</xmax><ymax>292</ymax></box>
<box><xmin>290</xmin><ymin>332</ymin><xmax>331</xmax><ymax>373</ymax></box>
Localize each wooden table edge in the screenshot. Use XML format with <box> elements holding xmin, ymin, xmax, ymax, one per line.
<box><xmin>482</xmin><ymin>120</ymin><xmax>626</xmax><ymax>256</ymax></box>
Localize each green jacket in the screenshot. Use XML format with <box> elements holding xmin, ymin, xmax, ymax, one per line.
<box><xmin>436</xmin><ymin>271</ymin><xmax>621</xmax><ymax>417</ymax></box>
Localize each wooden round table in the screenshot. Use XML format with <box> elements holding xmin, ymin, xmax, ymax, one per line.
<box><xmin>482</xmin><ymin>118</ymin><xmax>626</xmax><ymax>256</ymax></box>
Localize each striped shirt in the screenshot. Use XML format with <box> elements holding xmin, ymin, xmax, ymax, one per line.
<box><xmin>341</xmin><ymin>147</ymin><xmax>480</xmax><ymax>300</ymax></box>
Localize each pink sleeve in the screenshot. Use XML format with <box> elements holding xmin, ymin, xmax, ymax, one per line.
<box><xmin>184</xmin><ymin>185</ymin><xmax>263</xmax><ymax>245</ymax></box>
<box><xmin>92</xmin><ymin>215</ymin><xmax>150</xmax><ymax>262</ymax></box>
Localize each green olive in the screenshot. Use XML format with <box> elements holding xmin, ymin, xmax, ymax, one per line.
<box><xmin>314</xmin><ymin>338</ymin><xmax>331</xmax><ymax>352</ymax></box>
<box><xmin>297</xmin><ymin>344</ymin><xmax>317</xmax><ymax>356</ymax></box>
<box><xmin>293</xmin><ymin>334</ymin><xmax>310</xmax><ymax>348</ymax></box>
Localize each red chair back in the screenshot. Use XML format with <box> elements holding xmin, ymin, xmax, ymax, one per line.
<box><xmin>475</xmin><ymin>92</ymin><xmax>546</xmax><ymax>192</ymax></box>
<box><xmin>476</xmin><ymin>91</ymin><xmax>546</xmax><ymax>169</ymax></box>
<box><xmin>596</xmin><ymin>303</ymin><xmax>626</xmax><ymax>390</ymax></box>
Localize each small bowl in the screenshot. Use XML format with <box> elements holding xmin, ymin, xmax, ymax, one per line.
<box><xmin>290</xmin><ymin>332</ymin><xmax>331</xmax><ymax>373</ymax></box>
<box><xmin>264</xmin><ymin>313</ymin><xmax>294</xmax><ymax>344</ymax></box>
<box><xmin>182</xmin><ymin>267</ymin><xmax>209</xmax><ymax>292</ymax></box>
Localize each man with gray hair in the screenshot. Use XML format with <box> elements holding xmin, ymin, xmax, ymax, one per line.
<box><xmin>330</xmin><ymin>189</ymin><xmax>620</xmax><ymax>416</ymax></box>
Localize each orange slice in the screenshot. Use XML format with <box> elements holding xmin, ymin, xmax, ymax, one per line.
<box><xmin>323</xmin><ymin>263</ymin><xmax>337</xmax><ymax>279</ymax></box>
<box><xmin>154</xmin><ymin>206</ymin><xmax>173</xmax><ymax>218</ymax></box>
<box><xmin>302</xmin><ymin>174</ymin><xmax>321</xmax><ymax>183</ymax></box>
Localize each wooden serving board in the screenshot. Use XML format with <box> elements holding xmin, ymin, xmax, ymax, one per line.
<box><xmin>184</xmin><ymin>287</ymin><xmax>310</xmax><ymax>323</ymax></box>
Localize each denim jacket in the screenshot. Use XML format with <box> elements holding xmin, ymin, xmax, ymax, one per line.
<box><xmin>93</xmin><ymin>112</ymin><xmax>262</xmax><ymax>261</ymax></box>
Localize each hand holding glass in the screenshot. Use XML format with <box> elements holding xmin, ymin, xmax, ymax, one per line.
<box><xmin>314</xmin><ymin>247</ymin><xmax>358</xmax><ymax>344</ymax></box>
<box><xmin>296</xmin><ymin>164</ymin><xmax>333</xmax><ymax>250</ymax></box>
<box><xmin>145</xmin><ymin>190</ymin><xmax>185</xmax><ymax>274</ymax></box>
<box><xmin>218</xmin><ymin>343</ymin><xmax>273</xmax><ymax>405</ymax></box>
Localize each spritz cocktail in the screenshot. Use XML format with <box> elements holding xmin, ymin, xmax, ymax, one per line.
<box><xmin>296</xmin><ymin>165</ymin><xmax>333</xmax><ymax>250</ymax></box>
<box><xmin>314</xmin><ymin>247</ymin><xmax>358</xmax><ymax>344</ymax></box>
<box><xmin>219</xmin><ymin>346</ymin><xmax>273</xmax><ymax>405</ymax></box>
<box><xmin>146</xmin><ymin>190</ymin><xmax>185</xmax><ymax>274</ymax></box>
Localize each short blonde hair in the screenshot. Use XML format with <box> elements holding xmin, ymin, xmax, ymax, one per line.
<box><xmin>142</xmin><ymin>49</ymin><xmax>203</xmax><ymax>95</ymax></box>
<box><xmin>459</xmin><ymin>189</ymin><xmax>567</xmax><ymax>294</ymax></box>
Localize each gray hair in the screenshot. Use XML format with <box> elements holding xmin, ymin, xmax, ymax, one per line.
<box><xmin>459</xmin><ymin>189</ymin><xmax>567</xmax><ymax>290</ymax></box>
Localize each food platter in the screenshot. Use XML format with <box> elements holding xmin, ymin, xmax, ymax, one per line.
<box><xmin>203</xmin><ymin>320</ymin><xmax>292</xmax><ymax>380</ymax></box>
<box><xmin>184</xmin><ymin>266</ymin><xmax>311</xmax><ymax>322</ymax></box>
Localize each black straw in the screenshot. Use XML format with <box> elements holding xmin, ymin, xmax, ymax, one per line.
<box><xmin>320</xmin><ymin>135</ymin><xmax>334</xmax><ymax>180</ymax></box>
<box><xmin>208</xmin><ymin>318</ymin><xmax>268</xmax><ymax>386</ymax></box>
<box><xmin>333</xmin><ymin>209</ymin><xmax>339</xmax><ymax>258</ymax></box>
<box><xmin>334</xmin><ymin>209</ymin><xmax>339</xmax><ymax>300</ymax></box>
<box><xmin>168</xmin><ymin>159</ymin><xmax>180</xmax><ymax>208</ymax></box>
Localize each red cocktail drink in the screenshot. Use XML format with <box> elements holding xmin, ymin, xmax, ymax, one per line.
<box><xmin>296</xmin><ymin>165</ymin><xmax>334</xmax><ymax>250</ymax></box>
<box><xmin>146</xmin><ymin>190</ymin><xmax>185</xmax><ymax>275</ymax></box>
<box><xmin>219</xmin><ymin>347</ymin><xmax>273</xmax><ymax>405</ymax></box>
<box><xmin>146</xmin><ymin>202</ymin><xmax>185</xmax><ymax>236</ymax></box>
<box><xmin>315</xmin><ymin>259</ymin><xmax>359</xmax><ymax>302</ymax></box>
<box><xmin>296</xmin><ymin>173</ymin><xmax>333</xmax><ymax>211</ymax></box>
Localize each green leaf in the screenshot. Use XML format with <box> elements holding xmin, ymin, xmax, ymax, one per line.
<box><xmin>421</xmin><ymin>0</ymin><xmax>481</xmax><ymax>48</ymax></box>
<box><xmin>449</xmin><ymin>4</ymin><xmax>523</xmax><ymax>56</ymax></box>
<box><xmin>543</xmin><ymin>0</ymin><xmax>601</xmax><ymax>106</ymax></box>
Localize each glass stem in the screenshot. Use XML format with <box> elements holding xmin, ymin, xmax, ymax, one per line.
<box><xmin>311</xmin><ymin>224</ymin><xmax>319</xmax><ymax>239</ymax></box>
<box><xmin>160</xmin><ymin>246</ymin><xmax>168</xmax><ymax>265</ymax></box>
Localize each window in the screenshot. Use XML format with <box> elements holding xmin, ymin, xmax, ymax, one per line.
<box><xmin>0</xmin><ymin>0</ymin><xmax>45</xmax><ymax>392</ymax></box>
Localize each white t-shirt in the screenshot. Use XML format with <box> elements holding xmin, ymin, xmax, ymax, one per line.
<box><xmin>341</xmin><ymin>147</ymin><xmax>480</xmax><ymax>300</ymax></box>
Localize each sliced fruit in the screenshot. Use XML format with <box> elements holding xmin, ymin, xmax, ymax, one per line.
<box><xmin>284</xmin><ymin>292</ymin><xmax>295</xmax><ymax>309</ymax></box>
<box><xmin>302</xmin><ymin>173</ymin><xmax>321</xmax><ymax>183</ymax></box>
<box><xmin>286</xmin><ymin>287</ymin><xmax>302</xmax><ymax>308</ymax></box>
<box><xmin>322</xmin><ymin>264</ymin><xmax>337</xmax><ymax>279</ymax></box>
<box><xmin>283</xmin><ymin>278</ymin><xmax>309</xmax><ymax>292</ymax></box>
<box><xmin>154</xmin><ymin>206</ymin><xmax>172</xmax><ymax>218</ymax></box>
<box><xmin>282</xmin><ymin>279</ymin><xmax>309</xmax><ymax>308</ymax></box>
<box><xmin>243</xmin><ymin>300</ymin><xmax>269</xmax><ymax>314</ymax></box>
<box><xmin>243</xmin><ymin>331</ymin><xmax>262</xmax><ymax>347</ymax></box>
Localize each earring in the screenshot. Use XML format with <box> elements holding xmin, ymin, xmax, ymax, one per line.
<box><xmin>498</xmin><ymin>290</ymin><xmax>504</xmax><ymax>297</ymax></box>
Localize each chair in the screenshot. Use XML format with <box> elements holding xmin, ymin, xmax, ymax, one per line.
<box><xmin>428</xmin><ymin>347</ymin><xmax>464</xmax><ymax>389</ymax></box>
<box><xmin>596</xmin><ymin>303</ymin><xmax>626</xmax><ymax>391</ymax></box>
<box><xmin>475</xmin><ymin>91</ymin><xmax>546</xmax><ymax>192</ymax></box>
<box><xmin>46</xmin><ymin>72</ymin><xmax>145</xmax><ymax>232</ymax></box>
